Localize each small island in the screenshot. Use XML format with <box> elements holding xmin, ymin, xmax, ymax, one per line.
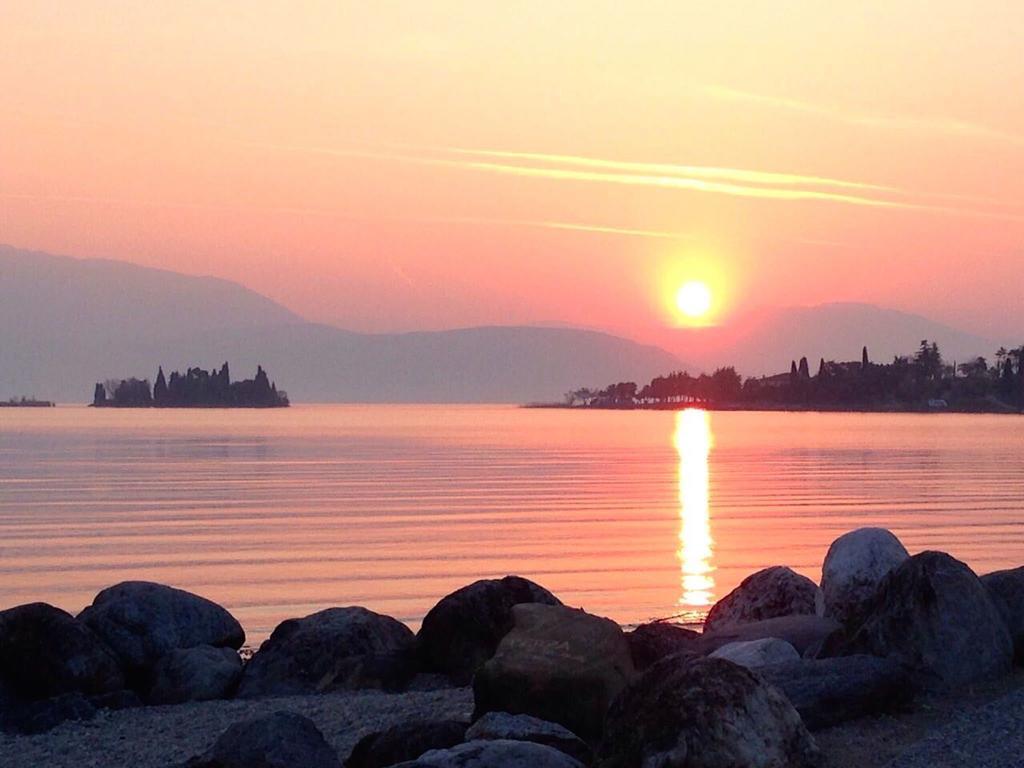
<box><xmin>0</xmin><ymin>397</ymin><xmax>55</xmax><ymax>408</ymax></box>
<box><xmin>92</xmin><ymin>363</ymin><xmax>289</xmax><ymax>408</ymax></box>
<box><xmin>560</xmin><ymin>340</ymin><xmax>1024</xmax><ymax>413</ymax></box>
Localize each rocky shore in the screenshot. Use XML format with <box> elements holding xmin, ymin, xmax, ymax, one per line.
<box><xmin>3</xmin><ymin>528</ymin><xmax>1024</xmax><ymax>767</ymax></box>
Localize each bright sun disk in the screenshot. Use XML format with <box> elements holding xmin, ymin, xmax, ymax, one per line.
<box><xmin>675</xmin><ymin>280</ymin><xmax>713</xmax><ymax>319</ymax></box>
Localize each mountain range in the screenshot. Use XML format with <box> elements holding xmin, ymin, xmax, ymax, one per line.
<box><xmin>1</xmin><ymin>245</ymin><xmax>1014</xmax><ymax>403</ymax></box>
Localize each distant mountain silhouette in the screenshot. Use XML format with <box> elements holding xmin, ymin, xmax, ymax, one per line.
<box><xmin>0</xmin><ymin>246</ymin><xmax>684</xmax><ymax>402</ymax></box>
<box><xmin>668</xmin><ymin>303</ymin><xmax>1004</xmax><ymax>376</ymax></box>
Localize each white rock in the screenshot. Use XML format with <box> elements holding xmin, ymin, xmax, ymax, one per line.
<box><xmin>821</xmin><ymin>528</ymin><xmax>909</xmax><ymax>625</ymax></box>
<box><xmin>710</xmin><ymin>637</ymin><xmax>801</xmax><ymax>668</ymax></box>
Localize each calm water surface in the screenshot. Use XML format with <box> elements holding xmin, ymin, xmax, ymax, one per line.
<box><xmin>2</xmin><ymin>405</ymin><xmax>1023</xmax><ymax>643</ymax></box>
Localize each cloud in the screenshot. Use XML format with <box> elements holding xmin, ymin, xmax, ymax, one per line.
<box><xmin>704</xmin><ymin>85</ymin><xmax>1024</xmax><ymax>146</ymax></box>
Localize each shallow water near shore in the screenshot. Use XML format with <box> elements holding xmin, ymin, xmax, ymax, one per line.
<box><xmin>2</xmin><ymin>405</ymin><xmax>1023</xmax><ymax>643</ymax></box>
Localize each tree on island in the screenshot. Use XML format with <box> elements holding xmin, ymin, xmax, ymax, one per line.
<box><xmin>93</xmin><ymin>363</ymin><xmax>289</xmax><ymax>408</ymax></box>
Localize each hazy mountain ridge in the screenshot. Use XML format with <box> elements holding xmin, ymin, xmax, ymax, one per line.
<box><xmin>0</xmin><ymin>247</ymin><xmax>684</xmax><ymax>402</ymax></box>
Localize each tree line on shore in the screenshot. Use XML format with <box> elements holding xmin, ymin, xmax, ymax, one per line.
<box><xmin>93</xmin><ymin>363</ymin><xmax>289</xmax><ymax>408</ymax></box>
<box><xmin>566</xmin><ymin>341</ymin><xmax>1024</xmax><ymax>411</ymax></box>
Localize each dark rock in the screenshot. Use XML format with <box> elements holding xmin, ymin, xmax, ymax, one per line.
<box><xmin>626</xmin><ymin>622</ymin><xmax>700</xmax><ymax>671</ymax></box>
<box><xmin>697</xmin><ymin>614</ymin><xmax>842</xmax><ymax>657</ymax></box>
<box><xmin>238</xmin><ymin>607</ymin><xmax>415</xmax><ymax>698</ymax></box>
<box><xmin>15</xmin><ymin>692</ymin><xmax>97</xmax><ymax>735</ymax></box>
<box><xmin>0</xmin><ymin>602</ymin><xmax>124</xmax><ymax>700</ymax></box>
<box><xmin>472</xmin><ymin>604</ymin><xmax>634</xmax><ymax>742</ymax></box>
<box><xmin>186</xmin><ymin>711</ymin><xmax>341</xmax><ymax>768</ymax></box>
<box><xmin>90</xmin><ymin>689</ymin><xmax>143</xmax><ymax>710</ymax></box>
<box><xmin>417</xmin><ymin>576</ymin><xmax>562</xmax><ymax>685</ymax></box>
<box><xmin>824</xmin><ymin>551</ymin><xmax>1012</xmax><ymax>689</ymax></box>
<box><xmin>821</xmin><ymin>528</ymin><xmax>909</xmax><ymax>626</ymax></box>
<box><xmin>703</xmin><ymin>566</ymin><xmax>821</xmax><ymax>633</ymax></box>
<box><xmin>758</xmin><ymin>655</ymin><xmax>914</xmax><ymax>730</ymax></box>
<box><xmin>981</xmin><ymin>566</ymin><xmax>1024</xmax><ymax>663</ymax></box>
<box><xmin>709</xmin><ymin>637</ymin><xmax>800</xmax><ymax>668</ymax></box>
<box><xmin>394</xmin><ymin>740</ymin><xmax>584</xmax><ymax>768</ymax></box>
<box><xmin>79</xmin><ymin>582</ymin><xmax>244</xmax><ymax>686</ymax></box>
<box><xmin>465</xmin><ymin>712</ymin><xmax>593</xmax><ymax>765</ymax></box>
<box><xmin>149</xmin><ymin>645</ymin><xmax>242</xmax><ymax>704</ymax></box>
<box><xmin>598</xmin><ymin>656</ymin><xmax>819</xmax><ymax>768</ymax></box>
<box><xmin>345</xmin><ymin>720</ymin><xmax>468</xmax><ymax>768</ymax></box>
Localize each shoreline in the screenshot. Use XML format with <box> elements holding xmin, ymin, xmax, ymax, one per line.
<box><xmin>524</xmin><ymin>402</ymin><xmax>1024</xmax><ymax>415</ymax></box>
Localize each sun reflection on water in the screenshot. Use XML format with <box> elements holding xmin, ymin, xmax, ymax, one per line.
<box><xmin>674</xmin><ymin>409</ymin><xmax>715</xmax><ymax>613</ymax></box>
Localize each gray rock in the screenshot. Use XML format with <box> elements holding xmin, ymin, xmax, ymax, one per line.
<box><xmin>697</xmin><ymin>614</ymin><xmax>842</xmax><ymax>658</ymax></box>
<box><xmin>186</xmin><ymin>711</ymin><xmax>341</xmax><ymax>768</ymax></box>
<box><xmin>821</xmin><ymin>528</ymin><xmax>909</xmax><ymax>626</ymax></box>
<box><xmin>473</xmin><ymin>604</ymin><xmax>634</xmax><ymax>742</ymax></box>
<box><xmin>79</xmin><ymin>582</ymin><xmax>244</xmax><ymax>684</ymax></box>
<box><xmin>758</xmin><ymin>655</ymin><xmax>913</xmax><ymax>730</ymax></box>
<box><xmin>13</xmin><ymin>692</ymin><xmax>97</xmax><ymax>735</ymax></box>
<box><xmin>704</xmin><ymin>566</ymin><xmax>821</xmax><ymax>633</ymax></box>
<box><xmin>465</xmin><ymin>712</ymin><xmax>592</xmax><ymax>764</ymax></box>
<box><xmin>417</xmin><ymin>576</ymin><xmax>562</xmax><ymax>684</ymax></box>
<box><xmin>238</xmin><ymin>607</ymin><xmax>415</xmax><ymax>698</ymax></box>
<box><xmin>89</xmin><ymin>689</ymin><xmax>143</xmax><ymax>710</ymax></box>
<box><xmin>0</xmin><ymin>602</ymin><xmax>124</xmax><ymax>700</ymax></box>
<box><xmin>396</xmin><ymin>740</ymin><xmax>584</xmax><ymax>768</ymax></box>
<box><xmin>710</xmin><ymin>637</ymin><xmax>800</xmax><ymax>668</ymax></box>
<box><xmin>825</xmin><ymin>551</ymin><xmax>1012</xmax><ymax>689</ymax></box>
<box><xmin>345</xmin><ymin>720</ymin><xmax>468</xmax><ymax>768</ymax></box>
<box><xmin>149</xmin><ymin>645</ymin><xmax>242</xmax><ymax>704</ymax></box>
<box><xmin>626</xmin><ymin>622</ymin><xmax>700</xmax><ymax>671</ymax></box>
<box><xmin>598</xmin><ymin>656</ymin><xmax>819</xmax><ymax>768</ymax></box>
<box><xmin>981</xmin><ymin>566</ymin><xmax>1024</xmax><ymax>663</ymax></box>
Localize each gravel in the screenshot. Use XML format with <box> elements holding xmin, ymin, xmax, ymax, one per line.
<box><xmin>0</xmin><ymin>688</ymin><xmax>473</xmax><ymax>768</ymax></box>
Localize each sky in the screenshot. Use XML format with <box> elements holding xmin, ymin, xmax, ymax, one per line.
<box><xmin>2</xmin><ymin>1</ymin><xmax>1024</xmax><ymax>345</ymax></box>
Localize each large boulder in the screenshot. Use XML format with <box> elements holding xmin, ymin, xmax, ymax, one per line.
<box><xmin>626</xmin><ymin>622</ymin><xmax>700</xmax><ymax>671</ymax></box>
<box><xmin>149</xmin><ymin>645</ymin><xmax>242</xmax><ymax>704</ymax></box>
<box><xmin>981</xmin><ymin>566</ymin><xmax>1024</xmax><ymax>663</ymax></box>
<box><xmin>821</xmin><ymin>528</ymin><xmax>909</xmax><ymax>626</ymax></box>
<box><xmin>697</xmin><ymin>615</ymin><xmax>842</xmax><ymax>658</ymax></box>
<box><xmin>79</xmin><ymin>582</ymin><xmax>244</xmax><ymax>685</ymax></box>
<box><xmin>710</xmin><ymin>638</ymin><xmax>800</xmax><ymax>668</ymax></box>
<box><xmin>824</xmin><ymin>551</ymin><xmax>1013</xmax><ymax>689</ymax></box>
<box><xmin>598</xmin><ymin>656</ymin><xmax>819</xmax><ymax>768</ymax></box>
<box><xmin>759</xmin><ymin>655</ymin><xmax>913</xmax><ymax>730</ymax></box>
<box><xmin>396</xmin><ymin>740</ymin><xmax>583</xmax><ymax>768</ymax></box>
<box><xmin>238</xmin><ymin>607</ymin><xmax>415</xmax><ymax>698</ymax></box>
<box><xmin>703</xmin><ymin>567</ymin><xmax>821</xmax><ymax>633</ymax></box>
<box><xmin>0</xmin><ymin>602</ymin><xmax>124</xmax><ymax>700</ymax></box>
<box><xmin>472</xmin><ymin>604</ymin><xmax>634</xmax><ymax>742</ymax></box>
<box><xmin>466</xmin><ymin>712</ymin><xmax>592</xmax><ymax>765</ymax></box>
<box><xmin>9</xmin><ymin>692</ymin><xmax>97</xmax><ymax>735</ymax></box>
<box><xmin>417</xmin><ymin>576</ymin><xmax>562</xmax><ymax>684</ymax></box>
<box><xmin>345</xmin><ymin>720</ymin><xmax>468</xmax><ymax>768</ymax></box>
<box><xmin>186</xmin><ymin>711</ymin><xmax>341</xmax><ymax>768</ymax></box>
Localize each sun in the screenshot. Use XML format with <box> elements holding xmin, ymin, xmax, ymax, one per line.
<box><xmin>675</xmin><ymin>280</ymin><xmax>713</xmax><ymax>319</ymax></box>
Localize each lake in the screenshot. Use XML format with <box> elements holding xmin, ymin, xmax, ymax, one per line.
<box><xmin>2</xmin><ymin>405</ymin><xmax>1023</xmax><ymax>644</ymax></box>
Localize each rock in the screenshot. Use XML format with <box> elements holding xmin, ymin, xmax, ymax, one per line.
<box><xmin>626</xmin><ymin>622</ymin><xmax>700</xmax><ymax>671</ymax></box>
<box><xmin>417</xmin><ymin>576</ymin><xmax>562</xmax><ymax>684</ymax></box>
<box><xmin>703</xmin><ymin>566</ymin><xmax>821</xmax><ymax>633</ymax></box>
<box><xmin>14</xmin><ymin>692</ymin><xmax>97</xmax><ymax>735</ymax></box>
<box><xmin>186</xmin><ymin>711</ymin><xmax>341</xmax><ymax>768</ymax></box>
<box><xmin>697</xmin><ymin>615</ymin><xmax>842</xmax><ymax>658</ymax></box>
<box><xmin>396</xmin><ymin>740</ymin><xmax>584</xmax><ymax>768</ymax></box>
<box><xmin>79</xmin><ymin>582</ymin><xmax>244</xmax><ymax>685</ymax></box>
<box><xmin>473</xmin><ymin>604</ymin><xmax>634</xmax><ymax>742</ymax></box>
<box><xmin>238</xmin><ymin>607</ymin><xmax>415</xmax><ymax>698</ymax></box>
<box><xmin>825</xmin><ymin>551</ymin><xmax>1012</xmax><ymax>689</ymax></box>
<box><xmin>345</xmin><ymin>720</ymin><xmax>468</xmax><ymax>768</ymax></box>
<box><xmin>90</xmin><ymin>689</ymin><xmax>143</xmax><ymax>710</ymax></box>
<box><xmin>821</xmin><ymin>528</ymin><xmax>909</xmax><ymax>626</ymax></box>
<box><xmin>598</xmin><ymin>656</ymin><xmax>819</xmax><ymax>768</ymax></box>
<box><xmin>981</xmin><ymin>566</ymin><xmax>1024</xmax><ymax>663</ymax></box>
<box><xmin>465</xmin><ymin>712</ymin><xmax>592</xmax><ymax>765</ymax></box>
<box><xmin>710</xmin><ymin>637</ymin><xmax>800</xmax><ymax>668</ymax></box>
<box><xmin>149</xmin><ymin>645</ymin><xmax>242</xmax><ymax>704</ymax></box>
<box><xmin>758</xmin><ymin>655</ymin><xmax>914</xmax><ymax>730</ymax></box>
<box><xmin>0</xmin><ymin>602</ymin><xmax>125</xmax><ymax>700</ymax></box>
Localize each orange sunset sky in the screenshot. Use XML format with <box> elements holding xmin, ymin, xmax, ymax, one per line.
<box><xmin>2</xmin><ymin>1</ymin><xmax>1023</xmax><ymax>345</ymax></box>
